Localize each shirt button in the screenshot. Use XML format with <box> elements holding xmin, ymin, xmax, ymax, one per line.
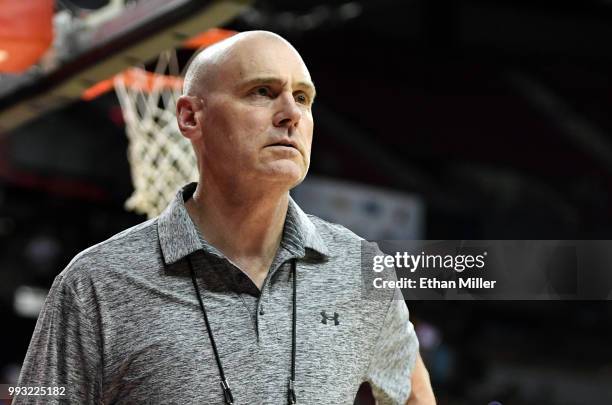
<box><xmin>259</xmin><ymin>305</ymin><xmax>265</xmax><ymax>315</ymax></box>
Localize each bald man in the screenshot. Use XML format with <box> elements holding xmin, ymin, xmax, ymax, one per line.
<box><xmin>15</xmin><ymin>31</ymin><xmax>434</xmax><ymax>404</ymax></box>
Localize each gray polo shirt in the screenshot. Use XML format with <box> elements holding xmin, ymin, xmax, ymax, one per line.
<box><xmin>15</xmin><ymin>183</ymin><xmax>418</xmax><ymax>405</ymax></box>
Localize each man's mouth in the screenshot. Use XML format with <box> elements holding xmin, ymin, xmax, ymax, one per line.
<box><xmin>267</xmin><ymin>139</ymin><xmax>298</xmax><ymax>149</ymax></box>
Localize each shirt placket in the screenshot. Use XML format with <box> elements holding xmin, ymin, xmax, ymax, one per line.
<box><xmin>255</xmin><ymin>249</ymin><xmax>296</xmax><ymax>346</ymax></box>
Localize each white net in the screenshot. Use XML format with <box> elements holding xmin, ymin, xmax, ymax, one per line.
<box><xmin>114</xmin><ymin>50</ymin><xmax>198</xmax><ymax>219</ymax></box>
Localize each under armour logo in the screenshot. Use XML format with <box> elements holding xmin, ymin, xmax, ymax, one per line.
<box><xmin>320</xmin><ymin>311</ymin><xmax>340</xmax><ymax>326</ymax></box>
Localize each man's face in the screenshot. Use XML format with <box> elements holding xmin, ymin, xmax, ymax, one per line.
<box><xmin>198</xmin><ymin>37</ymin><xmax>315</xmax><ymax>190</ymax></box>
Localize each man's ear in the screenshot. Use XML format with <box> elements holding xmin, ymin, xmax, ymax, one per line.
<box><xmin>176</xmin><ymin>95</ymin><xmax>204</xmax><ymax>140</ymax></box>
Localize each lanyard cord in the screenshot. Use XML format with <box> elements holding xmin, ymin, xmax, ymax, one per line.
<box><xmin>188</xmin><ymin>256</ymin><xmax>298</xmax><ymax>405</ymax></box>
<box><xmin>188</xmin><ymin>256</ymin><xmax>233</xmax><ymax>404</ymax></box>
<box><xmin>289</xmin><ymin>258</ymin><xmax>297</xmax><ymax>404</ymax></box>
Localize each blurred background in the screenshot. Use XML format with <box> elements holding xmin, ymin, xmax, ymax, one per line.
<box><xmin>1</xmin><ymin>0</ymin><xmax>612</xmax><ymax>404</ymax></box>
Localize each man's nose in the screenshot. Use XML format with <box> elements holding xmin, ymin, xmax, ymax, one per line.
<box><xmin>273</xmin><ymin>93</ymin><xmax>302</xmax><ymax>129</ymax></box>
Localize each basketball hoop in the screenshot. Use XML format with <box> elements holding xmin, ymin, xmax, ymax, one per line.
<box><xmin>111</xmin><ymin>28</ymin><xmax>236</xmax><ymax>218</ymax></box>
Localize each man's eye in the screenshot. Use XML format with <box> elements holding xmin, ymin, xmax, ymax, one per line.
<box><xmin>295</xmin><ymin>92</ymin><xmax>309</xmax><ymax>104</ymax></box>
<box><xmin>254</xmin><ymin>87</ymin><xmax>272</xmax><ymax>97</ymax></box>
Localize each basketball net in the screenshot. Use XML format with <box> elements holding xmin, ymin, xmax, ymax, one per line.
<box><xmin>114</xmin><ymin>50</ymin><xmax>196</xmax><ymax>218</ymax></box>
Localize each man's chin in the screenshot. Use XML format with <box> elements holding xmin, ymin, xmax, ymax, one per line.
<box><xmin>256</xmin><ymin>163</ymin><xmax>306</xmax><ymax>187</ymax></box>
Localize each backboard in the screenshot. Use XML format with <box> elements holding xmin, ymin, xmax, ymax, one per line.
<box><xmin>0</xmin><ymin>0</ymin><xmax>251</xmax><ymax>134</ymax></box>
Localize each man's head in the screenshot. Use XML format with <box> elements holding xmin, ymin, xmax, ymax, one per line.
<box><xmin>177</xmin><ymin>31</ymin><xmax>316</xmax><ymax>194</ymax></box>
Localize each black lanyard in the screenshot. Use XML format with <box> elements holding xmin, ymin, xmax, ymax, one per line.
<box><xmin>188</xmin><ymin>256</ymin><xmax>298</xmax><ymax>405</ymax></box>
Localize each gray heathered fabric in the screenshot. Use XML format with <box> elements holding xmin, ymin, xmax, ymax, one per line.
<box><xmin>15</xmin><ymin>183</ymin><xmax>419</xmax><ymax>405</ymax></box>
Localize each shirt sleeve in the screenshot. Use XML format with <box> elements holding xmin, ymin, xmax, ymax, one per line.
<box><xmin>13</xmin><ymin>272</ymin><xmax>103</xmax><ymax>404</ymax></box>
<box><xmin>365</xmin><ymin>288</ymin><xmax>419</xmax><ymax>405</ymax></box>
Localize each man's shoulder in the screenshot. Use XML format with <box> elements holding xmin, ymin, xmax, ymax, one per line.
<box><xmin>306</xmin><ymin>214</ymin><xmax>364</xmax><ymax>243</ymax></box>
<box><xmin>306</xmin><ymin>213</ymin><xmax>384</xmax><ymax>255</ymax></box>
<box><xmin>58</xmin><ymin>218</ymin><xmax>160</xmax><ymax>286</ymax></box>
<box><xmin>304</xmin><ymin>214</ymin><xmax>395</xmax><ymax>311</ymax></box>
<box><xmin>304</xmin><ymin>213</ymin><xmax>393</xmax><ymax>272</ymax></box>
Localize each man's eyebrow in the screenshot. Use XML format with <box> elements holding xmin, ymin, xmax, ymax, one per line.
<box><xmin>298</xmin><ymin>80</ymin><xmax>317</xmax><ymax>100</ymax></box>
<box><xmin>238</xmin><ymin>77</ymin><xmax>317</xmax><ymax>98</ymax></box>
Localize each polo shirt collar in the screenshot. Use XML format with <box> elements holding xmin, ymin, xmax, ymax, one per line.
<box><xmin>283</xmin><ymin>194</ymin><xmax>330</xmax><ymax>258</ymax></box>
<box><xmin>157</xmin><ymin>183</ymin><xmax>329</xmax><ymax>265</ymax></box>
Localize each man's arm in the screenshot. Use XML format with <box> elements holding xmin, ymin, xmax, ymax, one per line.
<box><xmin>406</xmin><ymin>353</ymin><xmax>436</xmax><ymax>405</ymax></box>
<box><xmin>14</xmin><ymin>272</ymin><xmax>103</xmax><ymax>404</ymax></box>
<box><xmin>365</xmin><ymin>290</ymin><xmax>433</xmax><ymax>404</ymax></box>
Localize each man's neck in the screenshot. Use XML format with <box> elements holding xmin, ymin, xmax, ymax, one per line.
<box><xmin>185</xmin><ymin>182</ymin><xmax>290</xmax><ymax>289</ymax></box>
